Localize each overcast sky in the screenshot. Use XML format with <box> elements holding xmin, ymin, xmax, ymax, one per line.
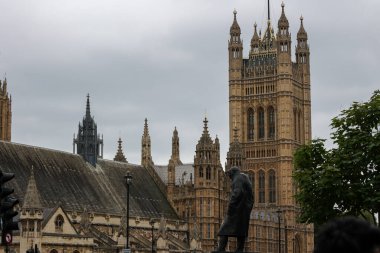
<box><xmin>0</xmin><ymin>0</ymin><xmax>379</xmax><ymax>166</ymax></box>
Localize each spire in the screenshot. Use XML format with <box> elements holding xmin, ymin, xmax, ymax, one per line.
<box><xmin>22</xmin><ymin>166</ymin><xmax>43</xmax><ymax>210</ymax></box>
<box><xmin>73</xmin><ymin>94</ymin><xmax>103</xmax><ymax>166</ymax></box>
<box><xmin>171</xmin><ymin>127</ymin><xmax>182</xmax><ymax>165</ymax></box>
<box><xmin>114</xmin><ymin>138</ymin><xmax>127</xmax><ymax>162</ymax></box>
<box><xmin>297</xmin><ymin>16</ymin><xmax>308</xmax><ymax>40</ymax></box>
<box><xmin>250</xmin><ymin>22</ymin><xmax>260</xmax><ymax>53</ymax></box>
<box><xmin>141</xmin><ymin>118</ymin><xmax>153</xmax><ymax>166</ymax></box>
<box><xmin>202</xmin><ymin>117</ymin><xmax>209</xmax><ymax>137</ymax></box>
<box><xmin>86</xmin><ymin>93</ymin><xmax>91</xmax><ymax>118</ymax></box>
<box><xmin>267</xmin><ymin>0</ymin><xmax>270</xmax><ymax>21</ymax></box>
<box><xmin>196</xmin><ymin>117</ymin><xmax>213</xmax><ymax>148</ymax></box>
<box><xmin>144</xmin><ymin>118</ymin><xmax>149</xmax><ymax>136</ymax></box>
<box><xmin>230</xmin><ymin>9</ymin><xmax>241</xmax><ymax>35</ymax></box>
<box><xmin>278</xmin><ymin>2</ymin><xmax>289</xmax><ymax>29</ymax></box>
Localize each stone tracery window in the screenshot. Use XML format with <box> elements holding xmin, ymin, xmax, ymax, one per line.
<box><xmin>269</xmin><ymin>170</ymin><xmax>276</xmax><ymax>203</ymax></box>
<box><xmin>268</xmin><ymin>106</ymin><xmax>275</xmax><ymax>139</ymax></box>
<box><xmin>258</xmin><ymin>107</ymin><xmax>265</xmax><ymax>139</ymax></box>
<box><xmin>247</xmin><ymin>108</ymin><xmax>254</xmax><ymax>141</ymax></box>
<box><xmin>258</xmin><ymin>170</ymin><xmax>265</xmax><ymax>203</ymax></box>
<box><xmin>206</xmin><ymin>166</ymin><xmax>211</xmax><ymax>180</ymax></box>
<box><xmin>199</xmin><ymin>166</ymin><xmax>204</xmax><ymax>178</ymax></box>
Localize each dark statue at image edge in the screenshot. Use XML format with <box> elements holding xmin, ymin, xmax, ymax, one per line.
<box><xmin>216</xmin><ymin>166</ymin><xmax>253</xmax><ymax>253</ymax></box>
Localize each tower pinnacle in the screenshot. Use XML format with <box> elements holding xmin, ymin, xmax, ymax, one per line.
<box><xmin>86</xmin><ymin>93</ymin><xmax>91</xmax><ymax>118</ymax></box>
<box><xmin>114</xmin><ymin>138</ymin><xmax>127</xmax><ymax>162</ymax></box>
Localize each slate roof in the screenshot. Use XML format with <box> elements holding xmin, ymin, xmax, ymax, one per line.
<box><xmin>153</xmin><ymin>165</ymin><xmax>168</xmax><ymax>184</ymax></box>
<box><xmin>0</xmin><ymin>141</ymin><xmax>178</xmax><ymax>219</ymax></box>
<box><xmin>154</xmin><ymin>164</ymin><xmax>194</xmax><ymax>186</ymax></box>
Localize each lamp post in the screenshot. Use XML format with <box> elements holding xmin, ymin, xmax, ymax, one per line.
<box><xmin>150</xmin><ymin>218</ymin><xmax>155</xmax><ymax>253</ymax></box>
<box><xmin>125</xmin><ymin>171</ymin><xmax>133</xmax><ymax>250</ymax></box>
<box><xmin>276</xmin><ymin>208</ymin><xmax>282</xmax><ymax>253</ymax></box>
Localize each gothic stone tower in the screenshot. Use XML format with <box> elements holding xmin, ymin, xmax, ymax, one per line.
<box><xmin>73</xmin><ymin>95</ymin><xmax>104</xmax><ymax>166</ymax></box>
<box><xmin>193</xmin><ymin>118</ymin><xmax>225</xmax><ymax>252</ymax></box>
<box><xmin>20</xmin><ymin>167</ymin><xmax>43</xmax><ymax>253</ymax></box>
<box><xmin>0</xmin><ymin>78</ymin><xmax>11</xmax><ymax>141</ymax></box>
<box><xmin>228</xmin><ymin>3</ymin><xmax>313</xmax><ymax>253</ymax></box>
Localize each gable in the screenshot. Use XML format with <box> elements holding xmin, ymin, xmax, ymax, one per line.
<box><xmin>43</xmin><ymin>206</ymin><xmax>78</xmax><ymax>235</ymax></box>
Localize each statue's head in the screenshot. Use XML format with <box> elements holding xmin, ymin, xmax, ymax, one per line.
<box><xmin>226</xmin><ymin>166</ymin><xmax>240</xmax><ymax>180</ymax></box>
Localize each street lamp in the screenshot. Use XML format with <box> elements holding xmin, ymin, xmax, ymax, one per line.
<box><xmin>276</xmin><ymin>208</ymin><xmax>282</xmax><ymax>253</ymax></box>
<box><xmin>150</xmin><ymin>218</ymin><xmax>155</xmax><ymax>253</ymax></box>
<box><xmin>125</xmin><ymin>171</ymin><xmax>133</xmax><ymax>250</ymax></box>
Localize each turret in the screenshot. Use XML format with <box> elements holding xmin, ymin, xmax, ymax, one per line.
<box><xmin>277</xmin><ymin>2</ymin><xmax>291</xmax><ymax>58</ymax></box>
<box><xmin>296</xmin><ymin>16</ymin><xmax>310</xmax><ymax>85</ymax></box>
<box><xmin>228</xmin><ymin>10</ymin><xmax>243</xmax><ymax>80</ymax></box>
<box><xmin>296</xmin><ymin>16</ymin><xmax>309</xmax><ymax>66</ymax></box>
<box><xmin>20</xmin><ymin>167</ymin><xmax>43</xmax><ymax>253</ymax></box>
<box><xmin>194</xmin><ymin>117</ymin><xmax>221</xmax><ymax>187</ymax></box>
<box><xmin>73</xmin><ymin>94</ymin><xmax>103</xmax><ymax>166</ymax></box>
<box><xmin>249</xmin><ymin>23</ymin><xmax>260</xmax><ymax>56</ymax></box>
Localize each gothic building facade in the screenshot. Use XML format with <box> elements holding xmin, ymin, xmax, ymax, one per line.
<box><xmin>0</xmin><ymin>3</ymin><xmax>315</xmax><ymax>253</ymax></box>
<box><xmin>227</xmin><ymin>3</ymin><xmax>313</xmax><ymax>252</ymax></box>
<box><xmin>0</xmin><ymin>78</ymin><xmax>11</xmax><ymax>141</ymax></box>
<box><xmin>161</xmin><ymin>118</ymin><xmax>228</xmax><ymax>252</ymax></box>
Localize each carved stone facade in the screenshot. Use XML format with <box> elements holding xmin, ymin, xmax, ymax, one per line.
<box><xmin>153</xmin><ymin>118</ymin><xmax>228</xmax><ymax>252</ymax></box>
<box><xmin>0</xmin><ymin>78</ymin><xmax>11</xmax><ymax>141</ymax></box>
<box><xmin>228</xmin><ymin>4</ymin><xmax>314</xmax><ymax>253</ymax></box>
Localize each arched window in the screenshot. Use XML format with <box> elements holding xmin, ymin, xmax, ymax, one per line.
<box><xmin>258</xmin><ymin>170</ymin><xmax>265</xmax><ymax>203</ymax></box>
<box><xmin>50</xmin><ymin>250</ymin><xmax>58</xmax><ymax>253</ymax></box>
<box><xmin>247</xmin><ymin>108</ymin><xmax>254</xmax><ymax>141</ymax></box>
<box><xmin>298</xmin><ymin>111</ymin><xmax>302</xmax><ymax>142</ymax></box>
<box><xmin>55</xmin><ymin>215</ymin><xmax>64</xmax><ymax>231</ymax></box>
<box><xmin>206</xmin><ymin>166</ymin><xmax>211</xmax><ymax>180</ymax></box>
<box><xmin>199</xmin><ymin>166</ymin><xmax>204</xmax><ymax>178</ymax></box>
<box><xmin>268</xmin><ymin>106</ymin><xmax>275</xmax><ymax>139</ymax></box>
<box><xmin>258</xmin><ymin>107</ymin><xmax>265</xmax><ymax>139</ymax></box>
<box><xmin>249</xmin><ymin>172</ymin><xmax>255</xmax><ymax>204</ymax></box>
<box><xmin>269</xmin><ymin>170</ymin><xmax>276</xmax><ymax>203</ymax></box>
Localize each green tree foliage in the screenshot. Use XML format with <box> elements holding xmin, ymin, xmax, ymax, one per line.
<box><xmin>294</xmin><ymin>90</ymin><xmax>380</xmax><ymax>226</ymax></box>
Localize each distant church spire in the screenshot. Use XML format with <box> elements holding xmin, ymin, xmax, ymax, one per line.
<box><xmin>73</xmin><ymin>95</ymin><xmax>104</xmax><ymax>166</ymax></box>
<box><xmin>114</xmin><ymin>138</ymin><xmax>127</xmax><ymax>163</ymax></box>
